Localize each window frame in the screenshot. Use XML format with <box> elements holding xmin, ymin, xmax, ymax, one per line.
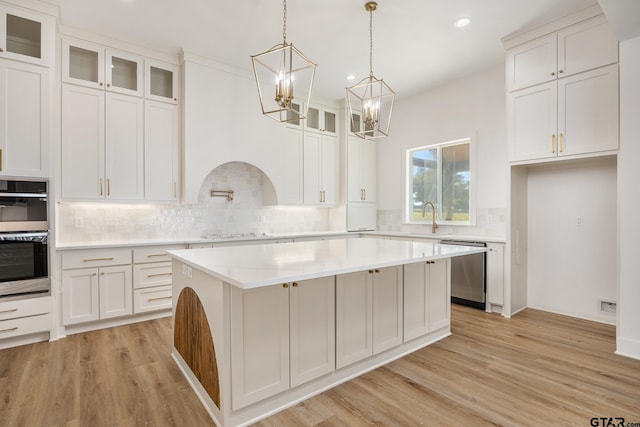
<box><xmin>405</xmin><ymin>137</ymin><xmax>476</xmax><ymax>226</ymax></box>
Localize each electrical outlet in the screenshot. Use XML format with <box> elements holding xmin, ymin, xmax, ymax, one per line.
<box><xmin>182</xmin><ymin>264</ymin><xmax>192</xmax><ymax>278</ymax></box>
<box><xmin>74</xmin><ymin>217</ymin><xmax>84</xmax><ymax>228</ymax></box>
<box><xmin>600</xmin><ymin>300</ymin><xmax>617</xmax><ymax>314</ymax></box>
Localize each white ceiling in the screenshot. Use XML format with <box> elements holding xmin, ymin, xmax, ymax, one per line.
<box><xmin>50</xmin><ymin>0</ymin><xmax>598</xmax><ymax>102</ymax></box>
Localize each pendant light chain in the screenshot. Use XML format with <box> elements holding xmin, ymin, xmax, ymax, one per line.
<box><xmin>282</xmin><ymin>0</ymin><xmax>287</xmax><ymax>44</ymax></box>
<box><xmin>369</xmin><ymin>6</ymin><xmax>373</xmax><ymax>77</ymax></box>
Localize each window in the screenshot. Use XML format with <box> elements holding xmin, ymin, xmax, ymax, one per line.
<box><xmin>407</xmin><ymin>138</ymin><xmax>472</xmax><ymax>224</ymax></box>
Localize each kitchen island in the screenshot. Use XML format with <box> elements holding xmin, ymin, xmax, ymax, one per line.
<box><xmin>168</xmin><ymin>237</ymin><xmax>485</xmax><ymax>426</ymax></box>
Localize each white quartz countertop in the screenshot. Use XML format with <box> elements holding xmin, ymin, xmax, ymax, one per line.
<box><xmin>168</xmin><ymin>238</ymin><xmax>486</xmax><ymax>289</ymax></box>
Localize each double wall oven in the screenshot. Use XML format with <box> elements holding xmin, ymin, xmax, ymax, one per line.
<box><xmin>0</xmin><ymin>179</ymin><xmax>49</xmax><ymax>299</ymax></box>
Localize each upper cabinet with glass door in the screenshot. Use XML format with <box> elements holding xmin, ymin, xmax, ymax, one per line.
<box><xmin>0</xmin><ymin>3</ymin><xmax>54</xmax><ymax>67</ymax></box>
<box><xmin>145</xmin><ymin>59</ymin><xmax>179</xmax><ymax>104</ymax></box>
<box><xmin>305</xmin><ymin>104</ymin><xmax>337</xmax><ymax>135</ymax></box>
<box><xmin>62</xmin><ymin>38</ymin><xmax>143</xmax><ymax>97</ymax></box>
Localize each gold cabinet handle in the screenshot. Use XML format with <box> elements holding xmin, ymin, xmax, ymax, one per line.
<box><xmin>100</xmin><ymin>178</ymin><xmax>103</xmax><ymax>196</ymax></box>
<box><xmin>0</xmin><ymin>148</ymin><xmax>2</xmax><ymax>171</ymax></box>
<box><xmin>0</xmin><ymin>308</ymin><xmax>18</xmax><ymax>314</ymax></box>
<box><xmin>173</xmin><ymin>182</ymin><xmax>177</xmax><ymax>198</ymax></box>
<box><xmin>147</xmin><ymin>272</ymin><xmax>172</xmax><ymax>278</ymax></box>
<box><xmin>364</xmin><ymin>189</ymin><xmax>366</xmax><ymax>200</ymax></box>
<box><xmin>559</xmin><ymin>133</ymin><xmax>563</xmax><ymax>152</ymax></box>
<box><xmin>147</xmin><ymin>296</ymin><xmax>172</xmax><ymax>302</ymax></box>
<box><xmin>107</xmin><ymin>178</ymin><xmax>110</xmax><ymax>196</ymax></box>
<box><xmin>147</xmin><ymin>254</ymin><xmax>166</xmax><ymax>258</ymax></box>
<box><xmin>0</xmin><ymin>327</ymin><xmax>18</xmax><ymax>333</ymax></box>
<box><xmin>83</xmin><ymin>257</ymin><xmax>115</xmax><ymax>262</ymax></box>
<box><xmin>551</xmin><ymin>134</ymin><xmax>555</xmax><ymax>153</ymax></box>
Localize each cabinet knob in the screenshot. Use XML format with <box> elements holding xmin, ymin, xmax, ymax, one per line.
<box><xmin>374</xmin><ymin>269</ymin><xmax>380</xmax><ymax>273</ymax></box>
<box><xmin>99</xmin><ymin>82</ymin><xmax>103</xmax><ymax>86</ymax></box>
<box><xmin>551</xmin><ymin>72</ymin><xmax>556</xmax><ymax>76</ymax></box>
<box><xmin>282</xmin><ymin>283</ymin><xmax>289</xmax><ymax>288</ymax></box>
<box><xmin>107</xmin><ymin>83</ymin><xmax>111</xmax><ymax>87</ymax></box>
<box><xmin>559</xmin><ymin>69</ymin><xmax>564</xmax><ymax>74</ymax></box>
<box><xmin>368</xmin><ymin>270</ymin><xmax>374</xmax><ymax>274</ymax></box>
<box><xmin>292</xmin><ymin>282</ymin><xmax>298</xmax><ymax>287</ymax></box>
<box><xmin>0</xmin><ymin>47</ymin><xmax>4</xmax><ymax>52</ymax></box>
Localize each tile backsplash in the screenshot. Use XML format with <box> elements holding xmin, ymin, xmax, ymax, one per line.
<box><xmin>57</xmin><ymin>162</ymin><xmax>344</xmax><ymax>243</ymax></box>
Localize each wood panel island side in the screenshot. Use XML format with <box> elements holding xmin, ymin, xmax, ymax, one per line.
<box><xmin>167</xmin><ymin>237</ymin><xmax>486</xmax><ymax>426</ymax></box>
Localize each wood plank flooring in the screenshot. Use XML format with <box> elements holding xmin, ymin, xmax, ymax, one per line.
<box><xmin>1</xmin><ymin>305</ymin><xmax>639</xmax><ymax>426</ymax></box>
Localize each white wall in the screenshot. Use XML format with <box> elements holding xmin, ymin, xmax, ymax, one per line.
<box><xmin>182</xmin><ymin>55</ymin><xmax>295</xmax><ymax>204</ymax></box>
<box><xmin>377</xmin><ymin>65</ymin><xmax>508</xmax><ymax>238</ymax></box>
<box><xmin>527</xmin><ymin>159</ymin><xmax>617</xmax><ymax>324</ymax></box>
<box><xmin>617</xmin><ymin>36</ymin><xmax>640</xmax><ymax>358</ymax></box>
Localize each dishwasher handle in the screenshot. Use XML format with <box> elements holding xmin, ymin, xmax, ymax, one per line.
<box><xmin>440</xmin><ymin>239</ymin><xmax>487</xmax><ymax>248</ymax></box>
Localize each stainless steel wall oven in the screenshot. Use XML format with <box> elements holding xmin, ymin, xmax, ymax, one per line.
<box><xmin>0</xmin><ymin>179</ymin><xmax>49</xmax><ymax>299</ymax></box>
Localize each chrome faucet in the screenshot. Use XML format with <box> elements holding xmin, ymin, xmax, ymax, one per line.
<box><xmin>422</xmin><ymin>201</ymin><xmax>439</xmax><ymax>234</ymax></box>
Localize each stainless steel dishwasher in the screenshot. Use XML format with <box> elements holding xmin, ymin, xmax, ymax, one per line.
<box><xmin>440</xmin><ymin>240</ymin><xmax>486</xmax><ymax>310</ymax></box>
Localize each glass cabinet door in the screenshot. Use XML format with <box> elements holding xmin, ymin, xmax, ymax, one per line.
<box><xmin>0</xmin><ymin>5</ymin><xmax>53</xmax><ymax>66</ymax></box>
<box><xmin>306</xmin><ymin>106</ymin><xmax>321</xmax><ymax>132</ymax></box>
<box><xmin>145</xmin><ymin>59</ymin><xmax>179</xmax><ymax>104</ymax></box>
<box><xmin>323</xmin><ymin>109</ymin><xmax>337</xmax><ymax>134</ymax></box>
<box><xmin>285</xmin><ymin>101</ymin><xmax>303</xmax><ymax>128</ymax></box>
<box><xmin>106</xmin><ymin>50</ymin><xmax>143</xmax><ymax>96</ymax></box>
<box><xmin>305</xmin><ymin>105</ymin><xmax>337</xmax><ymax>134</ymax></box>
<box><xmin>62</xmin><ymin>38</ymin><xmax>105</xmax><ymax>90</ymax></box>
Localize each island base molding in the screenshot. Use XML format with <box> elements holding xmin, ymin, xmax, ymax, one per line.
<box><xmin>172</xmin><ymin>328</ymin><xmax>450</xmax><ymax>427</ymax></box>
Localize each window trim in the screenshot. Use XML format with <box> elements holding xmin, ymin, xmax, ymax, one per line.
<box><xmin>405</xmin><ymin>136</ymin><xmax>476</xmax><ymax>226</ymax></box>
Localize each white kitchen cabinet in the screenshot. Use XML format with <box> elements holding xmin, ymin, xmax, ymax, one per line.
<box><xmin>290</xmin><ymin>277</ymin><xmax>335</xmax><ymax>388</ymax></box>
<box><xmin>0</xmin><ymin>296</ymin><xmax>51</xmax><ymax>345</ymax></box>
<box><xmin>62</xmin><ymin>248</ymin><xmax>133</xmax><ymax>325</ymax></box>
<box><xmin>486</xmin><ymin>243</ymin><xmax>505</xmax><ymax>307</ymax></box>
<box><xmin>0</xmin><ymin>59</ymin><xmax>49</xmax><ymax>177</ymax></box>
<box><xmin>347</xmin><ymin>136</ymin><xmax>376</xmax><ymax>202</ymax></box>
<box><xmin>144</xmin><ymin>100</ymin><xmax>179</xmax><ymax>201</ymax></box>
<box><xmin>346</xmin><ymin>203</ymin><xmax>377</xmax><ymax>231</ymax></box>
<box><xmin>231</xmin><ymin>276</ymin><xmax>335</xmax><ymax>409</ymax></box>
<box><xmin>303</xmin><ymin>132</ymin><xmax>338</xmax><ymax>205</ymax></box>
<box><xmin>277</xmin><ymin>127</ymin><xmax>304</xmax><ymax>205</ymax></box>
<box><xmin>0</xmin><ymin>3</ymin><xmax>54</xmax><ymax>67</ymax></box>
<box><xmin>403</xmin><ymin>259</ymin><xmax>449</xmax><ymax>342</ymax></box>
<box><xmin>231</xmin><ymin>284</ymin><xmax>290</xmax><ymax>410</ymax></box>
<box><xmin>62</xmin><ymin>38</ymin><xmax>143</xmax><ymax>97</ymax></box>
<box><xmin>132</xmin><ymin>245</ymin><xmax>185</xmax><ymax>313</ymax></box>
<box><xmin>372</xmin><ymin>266</ymin><xmax>403</xmax><ymax>354</ymax></box>
<box><xmin>336</xmin><ymin>266</ymin><xmax>402</xmax><ymax>369</ymax></box>
<box><xmin>61</xmin><ymin>84</ymin><xmax>144</xmax><ymax>200</ymax></box>
<box><xmin>144</xmin><ymin>58</ymin><xmax>179</xmax><ymax>104</ymax></box>
<box><xmin>508</xmin><ymin>64</ymin><xmax>618</xmax><ymax>162</ymax></box>
<box><xmin>305</xmin><ymin>104</ymin><xmax>337</xmax><ymax>135</ymax></box>
<box><xmin>63</xmin><ymin>265</ymin><xmax>132</xmax><ymax>325</ymax></box>
<box><xmin>506</xmin><ymin>15</ymin><xmax>618</xmax><ymax>92</ymax></box>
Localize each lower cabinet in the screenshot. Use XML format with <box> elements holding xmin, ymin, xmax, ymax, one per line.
<box><xmin>486</xmin><ymin>243</ymin><xmax>505</xmax><ymax>307</ymax></box>
<box><xmin>0</xmin><ymin>296</ymin><xmax>51</xmax><ymax>342</ymax></box>
<box><xmin>336</xmin><ymin>266</ymin><xmax>403</xmax><ymax>369</ymax></box>
<box><xmin>403</xmin><ymin>259</ymin><xmax>450</xmax><ymax>342</ymax></box>
<box><xmin>62</xmin><ymin>265</ymin><xmax>132</xmax><ymax>324</ymax></box>
<box><xmin>230</xmin><ymin>276</ymin><xmax>335</xmax><ymax>410</ymax></box>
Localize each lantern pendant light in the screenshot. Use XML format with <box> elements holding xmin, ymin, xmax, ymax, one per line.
<box><xmin>251</xmin><ymin>0</ymin><xmax>316</xmax><ymax>123</ymax></box>
<box><xmin>346</xmin><ymin>1</ymin><xmax>395</xmax><ymax>139</ymax></box>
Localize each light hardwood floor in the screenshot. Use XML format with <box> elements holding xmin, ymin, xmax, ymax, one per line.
<box><xmin>1</xmin><ymin>305</ymin><xmax>639</xmax><ymax>426</ymax></box>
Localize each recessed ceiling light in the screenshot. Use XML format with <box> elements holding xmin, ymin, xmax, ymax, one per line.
<box><xmin>346</xmin><ymin>74</ymin><xmax>356</xmax><ymax>81</ymax></box>
<box><xmin>453</xmin><ymin>17</ymin><xmax>471</xmax><ymax>28</ymax></box>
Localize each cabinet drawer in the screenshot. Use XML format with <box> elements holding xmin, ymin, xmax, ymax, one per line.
<box><xmin>0</xmin><ymin>313</ymin><xmax>51</xmax><ymax>339</ymax></box>
<box><xmin>0</xmin><ymin>296</ymin><xmax>51</xmax><ymax>321</ymax></box>
<box><xmin>133</xmin><ymin>285</ymin><xmax>172</xmax><ymax>313</ymax></box>
<box><xmin>63</xmin><ymin>248</ymin><xmax>132</xmax><ymax>269</ymax></box>
<box><xmin>133</xmin><ymin>245</ymin><xmax>186</xmax><ymax>263</ymax></box>
<box><xmin>133</xmin><ymin>262</ymin><xmax>173</xmax><ymax>289</ymax></box>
